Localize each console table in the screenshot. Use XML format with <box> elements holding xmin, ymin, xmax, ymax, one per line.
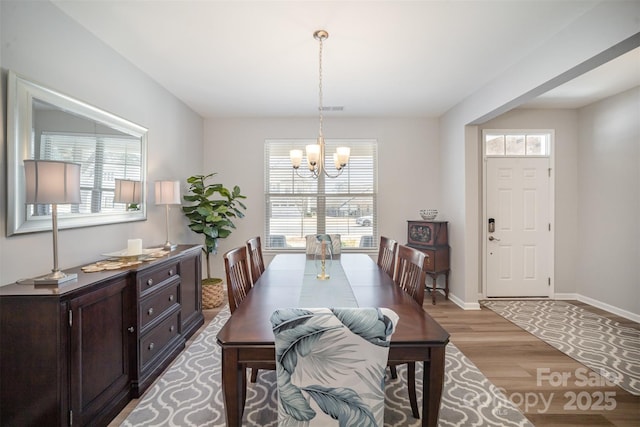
<box><xmin>0</xmin><ymin>244</ymin><xmax>203</xmax><ymax>426</ymax></box>
<box><xmin>407</xmin><ymin>220</ymin><xmax>450</xmax><ymax>304</ymax></box>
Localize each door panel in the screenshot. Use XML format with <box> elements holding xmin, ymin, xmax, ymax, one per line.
<box><xmin>69</xmin><ymin>278</ymin><xmax>132</xmax><ymax>425</ymax></box>
<box><xmin>486</xmin><ymin>157</ymin><xmax>551</xmax><ymax>296</ymax></box>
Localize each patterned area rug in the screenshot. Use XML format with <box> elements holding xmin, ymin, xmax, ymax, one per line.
<box><xmin>483</xmin><ymin>300</ymin><xmax>640</xmax><ymax>396</ymax></box>
<box><xmin>122</xmin><ymin>306</ymin><xmax>533</xmax><ymax>426</ymax></box>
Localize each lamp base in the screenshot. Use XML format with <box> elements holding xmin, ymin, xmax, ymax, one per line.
<box><xmin>163</xmin><ymin>242</ymin><xmax>178</xmax><ymax>251</ymax></box>
<box><xmin>33</xmin><ymin>271</ymin><xmax>78</xmax><ymax>286</ymax></box>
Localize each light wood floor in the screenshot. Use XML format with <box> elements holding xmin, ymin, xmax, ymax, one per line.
<box><xmin>110</xmin><ymin>294</ymin><xmax>639</xmax><ymax>426</ymax></box>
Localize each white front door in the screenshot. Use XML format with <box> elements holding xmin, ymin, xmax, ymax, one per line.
<box><xmin>485</xmin><ymin>156</ymin><xmax>552</xmax><ymax>297</ymax></box>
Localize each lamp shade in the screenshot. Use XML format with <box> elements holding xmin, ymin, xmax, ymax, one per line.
<box><xmin>114</xmin><ymin>179</ymin><xmax>142</xmax><ymax>204</ymax></box>
<box><xmin>24</xmin><ymin>159</ymin><xmax>81</xmax><ymax>205</ymax></box>
<box><xmin>155</xmin><ymin>180</ymin><xmax>181</xmax><ymax>205</ymax></box>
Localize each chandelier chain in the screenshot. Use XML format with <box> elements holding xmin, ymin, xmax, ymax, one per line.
<box><xmin>289</xmin><ymin>30</ymin><xmax>349</xmax><ymax>180</ymax></box>
<box><xmin>318</xmin><ymin>33</ymin><xmax>324</xmax><ymax>139</ymax></box>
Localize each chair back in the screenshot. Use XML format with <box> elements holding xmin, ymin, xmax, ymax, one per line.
<box><xmin>246</xmin><ymin>236</ymin><xmax>265</xmax><ymax>285</ymax></box>
<box><xmin>305</xmin><ymin>234</ymin><xmax>342</xmax><ymax>255</ymax></box>
<box><xmin>394</xmin><ymin>245</ymin><xmax>427</xmax><ymax>306</ymax></box>
<box><xmin>268</xmin><ymin>234</ymin><xmax>287</xmax><ymax>248</ymax></box>
<box><xmin>359</xmin><ymin>235</ymin><xmax>376</xmax><ymax>248</ymax></box>
<box><xmin>271</xmin><ymin>307</ymin><xmax>398</xmax><ymax>426</ymax></box>
<box><xmin>377</xmin><ymin>236</ymin><xmax>398</xmax><ymax>278</ymax></box>
<box><xmin>223</xmin><ymin>246</ymin><xmax>252</xmax><ymax>313</ymax></box>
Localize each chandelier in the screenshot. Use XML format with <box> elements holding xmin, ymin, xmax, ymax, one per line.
<box><xmin>290</xmin><ymin>30</ymin><xmax>350</xmax><ymax>178</ymax></box>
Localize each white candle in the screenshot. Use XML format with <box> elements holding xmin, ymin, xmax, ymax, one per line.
<box><xmin>128</xmin><ymin>238</ymin><xmax>142</xmax><ymax>255</ymax></box>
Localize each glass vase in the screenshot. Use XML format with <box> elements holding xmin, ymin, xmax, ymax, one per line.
<box><xmin>314</xmin><ymin>238</ymin><xmax>332</xmax><ymax>280</ymax></box>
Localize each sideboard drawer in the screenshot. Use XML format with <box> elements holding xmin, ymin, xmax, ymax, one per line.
<box><xmin>137</xmin><ymin>261</ymin><xmax>179</xmax><ymax>295</ymax></box>
<box><xmin>139</xmin><ymin>280</ymin><xmax>180</xmax><ymax>331</ymax></box>
<box><xmin>139</xmin><ymin>310</ymin><xmax>181</xmax><ymax>369</ymax></box>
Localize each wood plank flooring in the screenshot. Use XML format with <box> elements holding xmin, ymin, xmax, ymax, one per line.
<box><xmin>424</xmin><ymin>295</ymin><xmax>639</xmax><ymax>426</ymax></box>
<box><xmin>110</xmin><ymin>294</ymin><xmax>639</xmax><ymax>426</ymax></box>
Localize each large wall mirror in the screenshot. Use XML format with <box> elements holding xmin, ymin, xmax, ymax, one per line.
<box><xmin>7</xmin><ymin>71</ymin><xmax>148</xmax><ymax>235</ymax></box>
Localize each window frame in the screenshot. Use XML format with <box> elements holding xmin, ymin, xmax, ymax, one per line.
<box><xmin>264</xmin><ymin>139</ymin><xmax>378</xmax><ymax>252</ymax></box>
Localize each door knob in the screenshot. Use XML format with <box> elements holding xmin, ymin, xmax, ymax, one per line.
<box><xmin>488</xmin><ymin>236</ymin><xmax>501</xmax><ymax>241</ymax></box>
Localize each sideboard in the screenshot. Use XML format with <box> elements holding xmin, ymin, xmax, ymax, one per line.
<box><xmin>0</xmin><ymin>244</ymin><xmax>203</xmax><ymax>426</ymax></box>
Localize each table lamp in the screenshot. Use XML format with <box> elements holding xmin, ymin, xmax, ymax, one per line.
<box><xmin>24</xmin><ymin>159</ymin><xmax>81</xmax><ymax>285</ymax></box>
<box><xmin>114</xmin><ymin>179</ymin><xmax>142</xmax><ymax>211</ymax></box>
<box><xmin>155</xmin><ymin>180</ymin><xmax>181</xmax><ymax>250</ymax></box>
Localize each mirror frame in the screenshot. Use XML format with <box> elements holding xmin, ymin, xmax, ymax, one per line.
<box><xmin>7</xmin><ymin>71</ymin><xmax>148</xmax><ymax>235</ymax></box>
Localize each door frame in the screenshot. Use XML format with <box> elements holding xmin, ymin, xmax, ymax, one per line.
<box><xmin>481</xmin><ymin>129</ymin><xmax>556</xmax><ymax>298</ymax></box>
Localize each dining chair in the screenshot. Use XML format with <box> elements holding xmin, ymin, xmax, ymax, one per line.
<box><xmin>377</xmin><ymin>235</ymin><xmax>398</xmax><ymax>278</ymax></box>
<box><xmin>271</xmin><ymin>307</ymin><xmax>398</xmax><ymax>426</ymax></box>
<box><xmin>223</xmin><ymin>245</ymin><xmax>273</xmax><ymax>382</ymax></box>
<box><xmin>268</xmin><ymin>234</ymin><xmax>287</xmax><ymax>248</ymax></box>
<box><xmin>305</xmin><ymin>234</ymin><xmax>342</xmax><ymax>255</ymax></box>
<box><xmin>223</xmin><ymin>246</ymin><xmax>253</xmax><ymax>314</ymax></box>
<box><xmin>359</xmin><ymin>235</ymin><xmax>375</xmax><ymax>248</ymax></box>
<box><xmin>246</xmin><ymin>236</ymin><xmax>265</xmax><ymax>285</ymax></box>
<box><xmin>389</xmin><ymin>244</ymin><xmax>427</xmax><ymax>419</ymax></box>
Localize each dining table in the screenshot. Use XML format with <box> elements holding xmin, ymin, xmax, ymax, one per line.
<box><xmin>216</xmin><ymin>253</ymin><xmax>450</xmax><ymax>427</ymax></box>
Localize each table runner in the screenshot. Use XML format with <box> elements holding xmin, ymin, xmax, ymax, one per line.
<box><xmin>298</xmin><ymin>259</ymin><xmax>358</xmax><ymax>307</ymax></box>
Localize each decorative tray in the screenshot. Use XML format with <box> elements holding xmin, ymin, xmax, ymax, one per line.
<box><xmin>82</xmin><ymin>249</ymin><xmax>171</xmax><ymax>273</ymax></box>
<box><xmin>101</xmin><ymin>248</ymin><xmax>157</xmax><ymax>259</ymax></box>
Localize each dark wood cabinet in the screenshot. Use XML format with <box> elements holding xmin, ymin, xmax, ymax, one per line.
<box><xmin>407</xmin><ymin>221</ymin><xmax>450</xmax><ymax>304</ymax></box>
<box><xmin>0</xmin><ymin>245</ymin><xmax>203</xmax><ymax>426</ymax></box>
<box><xmin>69</xmin><ymin>277</ymin><xmax>133</xmax><ymax>426</ymax></box>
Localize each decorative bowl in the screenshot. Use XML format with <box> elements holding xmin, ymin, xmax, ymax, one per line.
<box><xmin>420</xmin><ymin>209</ymin><xmax>438</xmax><ymax>220</ymax></box>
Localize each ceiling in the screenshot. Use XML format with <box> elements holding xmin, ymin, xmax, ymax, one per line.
<box><xmin>51</xmin><ymin>0</ymin><xmax>639</xmax><ymax>118</ymax></box>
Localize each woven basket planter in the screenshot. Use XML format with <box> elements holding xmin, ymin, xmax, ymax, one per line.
<box><xmin>202</xmin><ymin>278</ymin><xmax>224</xmax><ymax>309</ymax></box>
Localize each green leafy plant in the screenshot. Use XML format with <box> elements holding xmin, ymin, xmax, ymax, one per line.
<box><xmin>182</xmin><ymin>173</ymin><xmax>247</xmax><ymax>280</ymax></box>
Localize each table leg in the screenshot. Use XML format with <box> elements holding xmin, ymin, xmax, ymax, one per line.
<box><xmin>422</xmin><ymin>346</ymin><xmax>446</xmax><ymax>427</ymax></box>
<box><xmin>221</xmin><ymin>348</ymin><xmax>245</xmax><ymax>427</ymax></box>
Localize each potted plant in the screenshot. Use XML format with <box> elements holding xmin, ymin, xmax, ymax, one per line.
<box><xmin>182</xmin><ymin>173</ymin><xmax>247</xmax><ymax>308</ymax></box>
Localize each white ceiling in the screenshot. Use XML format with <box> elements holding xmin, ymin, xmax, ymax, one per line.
<box><xmin>51</xmin><ymin>0</ymin><xmax>639</xmax><ymax>118</ymax></box>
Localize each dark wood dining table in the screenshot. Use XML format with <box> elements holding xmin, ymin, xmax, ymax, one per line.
<box><xmin>216</xmin><ymin>253</ymin><xmax>450</xmax><ymax>427</ymax></box>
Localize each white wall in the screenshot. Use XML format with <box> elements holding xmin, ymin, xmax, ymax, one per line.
<box><xmin>202</xmin><ymin>117</ymin><xmax>439</xmax><ymax>280</ymax></box>
<box><xmin>480</xmin><ymin>109</ymin><xmax>580</xmax><ymax>295</ymax></box>
<box><xmin>439</xmin><ymin>1</ymin><xmax>639</xmax><ymax>307</ymax></box>
<box><xmin>576</xmin><ymin>87</ymin><xmax>639</xmax><ymax>315</ymax></box>
<box><xmin>0</xmin><ymin>1</ymin><xmax>204</xmax><ymax>285</ymax></box>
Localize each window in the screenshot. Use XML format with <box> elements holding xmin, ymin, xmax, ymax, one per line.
<box><xmin>34</xmin><ymin>131</ymin><xmax>142</xmax><ymax>216</ymax></box>
<box><xmin>265</xmin><ymin>139</ymin><xmax>377</xmax><ymax>250</ymax></box>
<box><xmin>485</xmin><ymin>131</ymin><xmax>550</xmax><ymax>156</ymax></box>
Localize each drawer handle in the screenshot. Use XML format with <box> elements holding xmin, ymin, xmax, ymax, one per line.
<box><xmin>169</xmin><ymin>294</ymin><xmax>174</xmax><ymax>302</ymax></box>
<box><xmin>148</xmin><ymin>342</ymin><xmax>154</xmax><ymax>351</ymax></box>
<box><xmin>128</xmin><ymin>326</ymin><xmax>135</xmax><ymax>333</ymax></box>
<box><xmin>147</xmin><ymin>278</ymin><xmax>153</xmax><ymax>286</ymax></box>
<box><xmin>168</xmin><ymin>269</ymin><xmax>174</xmax><ymax>276</ymax></box>
<box><xmin>148</xmin><ymin>307</ymin><xmax>154</xmax><ymax>316</ymax></box>
<box><xmin>170</xmin><ymin>325</ymin><xmax>175</xmax><ymax>332</ymax></box>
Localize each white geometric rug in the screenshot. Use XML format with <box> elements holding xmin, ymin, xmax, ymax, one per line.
<box><xmin>483</xmin><ymin>300</ymin><xmax>640</xmax><ymax>396</ymax></box>
<box><xmin>122</xmin><ymin>305</ymin><xmax>533</xmax><ymax>426</ymax></box>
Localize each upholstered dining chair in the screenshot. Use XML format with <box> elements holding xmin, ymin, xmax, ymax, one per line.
<box><xmin>270</xmin><ymin>307</ymin><xmax>398</xmax><ymax>427</ymax></box>
<box><xmin>246</xmin><ymin>236</ymin><xmax>265</xmax><ymax>285</ymax></box>
<box><xmin>388</xmin><ymin>244</ymin><xmax>427</xmax><ymax>419</ymax></box>
<box><xmin>377</xmin><ymin>236</ymin><xmax>398</xmax><ymax>278</ymax></box>
<box><xmin>223</xmin><ymin>245</ymin><xmax>273</xmax><ymax>382</ymax></box>
<box><xmin>305</xmin><ymin>234</ymin><xmax>342</xmax><ymax>255</ymax></box>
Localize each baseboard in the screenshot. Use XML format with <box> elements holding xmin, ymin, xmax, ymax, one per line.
<box><xmin>448</xmin><ymin>292</ymin><xmax>481</xmax><ymax>310</ymax></box>
<box><xmin>549</xmin><ymin>293</ymin><xmax>639</xmax><ymax>323</ymax></box>
<box><xmin>553</xmin><ymin>293</ymin><xmax>579</xmax><ymax>300</ymax></box>
<box><xmin>577</xmin><ymin>294</ymin><xmax>640</xmax><ymax>323</ymax></box>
